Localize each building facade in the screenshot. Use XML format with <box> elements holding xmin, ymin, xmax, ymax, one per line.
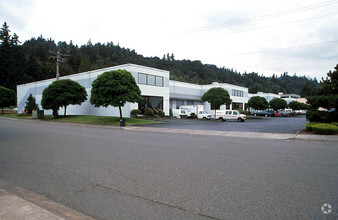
<box><xmin>17</xmin><ymin>64</ymin><xmax>249</xmax><ymax>117</ymax></box>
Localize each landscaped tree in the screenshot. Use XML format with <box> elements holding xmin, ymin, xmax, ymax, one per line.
<box><xmin>201</xmin><ymin>87</ymin><xmax>232</xmax><ymax>117</ymax></box>
<box><xmin>0</xmin><ymin>86</ymin><xmax>16</xmax><ymax>113</ymax></box>
<box><xmin>247</xmin><ymin>96</ymin><xmax>269</xmax><ymax>110</ymax></box>
<box><xmin>41</xmin><ymin>79</ymin><xmax>87</xmax><ymax>117</ymax></box>
<box><xmin>306</xmin><ymin>64</ymin><xmax>338</xmax><ymax>122</ymax></box>
<box><xmin>24</xmin><ymin>94</ymin><xmax>39</xmax><ymax>114</ymax></box>
<box><xmin>269</xmin><ymin>98</ymin><xmax>288</xmax><ymax>111</ymax></box>
<box><xmin>90</xmin><ymin>70</ymin><xmax>142</xmax><ymax>122</ymax></box>
<box><xmin>288</xmin><ymin>101</ymin><xmax>302</xmax><ymax>110</ymax></box>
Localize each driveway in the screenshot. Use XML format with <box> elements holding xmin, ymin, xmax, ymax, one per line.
<box><xmin>141</xmin><ymin>115</ymin><xmax>307</xmax><ymax>134</ymax></box>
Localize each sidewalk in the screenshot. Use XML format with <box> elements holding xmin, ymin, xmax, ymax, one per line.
<box><xmin>0</xmin><ymin>179</ymin><xmax>93</xmax><ymax>220</ymax></box>
<box><xmin>124</xmin><ymin>126</ymin><xmax>338</xmax><ymax>142</ymax></box>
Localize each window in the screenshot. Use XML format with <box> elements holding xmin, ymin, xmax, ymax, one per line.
<box><xmin>156</xmin><ymin>76</ymin><xmax>163</xmax><ymax>87</ymax></box>
<box><xmin>138</xmin><ymin>73</ymin><xmax>147</xmax><ymax>84</ymax></box>
<box><xmin>147</xmin><ymin>75</ymin><xmax>155</xmax><ymax>86</ymax></box>
<box><xmin>138</xmin><ymin>73</ymin><xmax>163</xmax><ymax>87</ymax></box>
<box><xmin>232</xmin><ymin>89</ymin><xmax>244</xmax><ymax>97</ymax></box>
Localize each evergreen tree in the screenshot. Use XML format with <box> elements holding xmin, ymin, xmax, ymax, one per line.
<box><xmin>24</xmin><ymin>94</ymin><xmax>39</xmax><ymax>114</ymax></box>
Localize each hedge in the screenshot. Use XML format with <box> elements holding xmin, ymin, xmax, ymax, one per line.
<box><xmin>306</xmin><ymin>122</ymin><xmax>338</xmax><ymax>135</ymax></box>
<box><xmin>130</xmin><ymin>109</ymin><xmax>141</xmax><ymax>117</ymax></box>
<box><xmin>305</xmin><ymin>122</ymin><xmax>320</xmax><ymax>132</ymax></box>
<box><xmin>144</xmin><ymin>108</ymin><xmax>154</xmax><ymax>117</ymax></box>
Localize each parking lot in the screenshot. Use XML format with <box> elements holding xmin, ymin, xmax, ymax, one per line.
<box><xmin>141</xmin><ymin>115</ymin><xmax>308</xmax><ymax>134</ymax></box>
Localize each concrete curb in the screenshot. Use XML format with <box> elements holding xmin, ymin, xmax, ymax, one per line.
<box><xmin>124</xmin><ymin>127</ymin><xmax>338</xmax><ymax>142</ymax></box>
<box><xmin>0</xmin><ymin>178</ymin><xmax>93</xmax><ymax>220</ymax></box>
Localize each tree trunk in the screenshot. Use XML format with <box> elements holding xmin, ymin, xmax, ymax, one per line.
<box><xmin>64</xmin><ymin>106</ymin><xmax>67</xmax><ymax>116</ymax></box>
<box><xmin>119</xmin><ymin>105</ymin><xmax>122</xmax><ymax>120</ymax></box>
<box><xmin>52</xmin><ymin>108</ymin><xmax>58</xmax><ymax>118</ymax></box>
<box><xmin>214</xmin><ymin>109</ymin><xmax>216</xmax><ymax>119</ymax></box>
<box><xmin>1</xmin><ymin>107</ymin><xmax>3</xmax><ymax>114</ymax></box>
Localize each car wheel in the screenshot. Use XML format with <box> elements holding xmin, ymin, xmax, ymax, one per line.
<box><xmin>254</xmin><ymin>114</ymin><xmax>257</xmax><ymax>116</ymax></box>
<box><xmin>219</xmin><ymin>117</ymin><xmax>224</xmax><ymax>121</ymax></box>
<box><xmin>203</xmin><ymin>117</ymin><xmax>206</xmax><ymax>120</ymax></box>
<box><xmin>265</xmin><ymin>114</ymin><xmax>268</xmax><ymax>117</ymax></box>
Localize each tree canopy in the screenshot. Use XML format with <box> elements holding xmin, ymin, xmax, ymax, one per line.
<box><xmin>0</xmin><ymin>22</ymin><xmax>319</xmax><ymax>96</ymax></box>
<box><xmin>201</xmin><ymin>87</ymin><xmax>232</xmax><ymax>116</ymax></box>
<box><xmin>0</xmin><ymin>86</ymin><xmax>16</xmax><ymax>113</ymax></box>
<box><xmin>269</xmin><ymin>98</ymin><xmax>288</xmax><ymax>111</ymax></box>
<box><xmin>247</xmin><ymin>96</ymin><xmax>269</xmax><ymax>110</ymax></box>
<box><xmin>90</xmin><ymin>70</ymin><xmax>142</xmax><ymax>120</ymax></box>
<box><xmin>41</xmin><ymin>79</ymin><xmax>87</xmax><ymax>117</ymax></box>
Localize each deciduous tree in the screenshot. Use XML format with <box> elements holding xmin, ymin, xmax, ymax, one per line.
<box><xmin>269</xmin><ymin>98</ymin><xmax>287</xmax><ymax>111</ymax></box>
<box><xmin>90</xmin><ymin>70</ymin><xmax>142</xmax><ymax>122</ymax></box>
<box><xmin>247</xmin><ymin>96</ymin><xmax>269</xmax><ymax>110</ymax></box>
<box><xmin>201</xmin><ymin>87</ymin><xmax>232</xmax><ymax>117</ymax></box>
<box><xmin>41</xmin><ymin>79</ymin><xmax>87</xmax><ymax>117</ymax></box>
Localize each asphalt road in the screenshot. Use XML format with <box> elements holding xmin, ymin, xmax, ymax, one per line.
<box><xmin>141</xmin><ymin>115</ymin><xmax>307</xmax><ymax>134</ymax></box>
<box><xmin>0</xmin><ymin>118</ymin><xmax>337</xmax><ymax>219</ymax></box>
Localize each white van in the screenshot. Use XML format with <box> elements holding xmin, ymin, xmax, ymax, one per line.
<box><xmin>215</xmin><ymin>110</ymin><xmax>246</xmax><ymax>122</ymax></box>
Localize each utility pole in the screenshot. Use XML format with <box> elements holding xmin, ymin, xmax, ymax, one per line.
<box><xmin>49</xmin><ymin>51</ymin><xmax>69</xmax><ymax>80</ymax></box>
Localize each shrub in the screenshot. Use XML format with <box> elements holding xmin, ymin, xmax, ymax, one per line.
<box><xmin>312</xmin><ymin>123</ymin><xmax>338</xmax><ymax>135</ymax></box>
<box><xmin>130</xmin><ymin>109</ymin><xmax>141</xmax><ymax>117</ymax></box>
<box><xmin>305</xmin><ymin>122</ymin><xmax>320</xmax><ymax>132</ymax></box>
<box><xmin>190</xmin><ymin>112</ymin><xmax>196</xmax><ymax>118</ymax></box>
<box><xmin>157</xmin><ymin>109</ymin><xmax>165</xmax><ymax>117</ymax></box>
<box><xmin>144</xmin><ymin>108</ymin><xmax>154</xmax><ymax>117</ymax></box>
<box><xmin>332</xmin><ymin>122</ymin><xmax>338</xmax><ymax>126</ymax></box>
<box><xmin>306</xmin><ymin>109</ymin><xmax>337</xmax><ymax>123</ymax></box>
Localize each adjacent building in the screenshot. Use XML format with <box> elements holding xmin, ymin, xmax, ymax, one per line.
<box><xmin>17</xmin><ymin>63</ymin><xmax>249</xmax><ymax>117</ymax></box>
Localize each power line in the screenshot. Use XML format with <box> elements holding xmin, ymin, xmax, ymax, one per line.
<box><xmin>226</xmin><ymin>39</ymin><xmax>338</xmax><ymax>57</ymax></box>
<box><xmin>220</xmin><ymin>12</ymin><xmax>338</xmax><ymax>36</ymax></box>
<box><xmin>190</xmin><ymin>0</ymin><xmax>338</xmax><ymax>32</ymax></box>
<box><xmin>239</xmin><ymin>55</ymin><xmax>338</xmax><ymax>69</ymax></box>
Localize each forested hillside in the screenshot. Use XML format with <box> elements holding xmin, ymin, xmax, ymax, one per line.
<box><xmin>0</xmin><ymin>22</ymin><xmax>318</xmax><ymax>96</ymax></box>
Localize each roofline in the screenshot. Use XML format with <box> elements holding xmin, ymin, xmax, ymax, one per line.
<box><xmin>17</xmin><ymin>63</ymin><xmax>169</xmax><ymax>87</ymax></box>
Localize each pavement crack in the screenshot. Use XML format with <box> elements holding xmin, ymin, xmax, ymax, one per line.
<box><xmin>96</xmin><ymin>184</ymin><xmax>221</xmax><ymax>220</ymax></box>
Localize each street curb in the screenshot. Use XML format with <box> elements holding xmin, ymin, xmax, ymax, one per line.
<box><xmin>124</xmin><ymin>126</ymin><xmax>338</xmax><ymax>142</ymax></box>
<box><xmin>0</xmin><ymin>178</ymin><xmax>94</xmax><ymax>220</ymax></box>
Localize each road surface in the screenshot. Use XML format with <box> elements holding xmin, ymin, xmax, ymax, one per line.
<box><xmin>0</xmin><ymin>118</ymin><xmax>337</xmax><ymax>219</ymax></box>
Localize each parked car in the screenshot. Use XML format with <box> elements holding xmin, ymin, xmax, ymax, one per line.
<box><xmin>253</xmin><ymin>110</ymin><xmax>270</xmax><ymax>117</ymax></box>
<box><xmin>266</xmin><ymin>110</ymin><xmax>276</xmax><ymax>117</ymax></box>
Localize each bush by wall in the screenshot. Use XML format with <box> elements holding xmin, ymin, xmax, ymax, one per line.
<box><xmin>130</xmin><ymin>109</ymin><xmax>141</xmax><ymax>117</ymax></box>
<box><xmin>157</xmin><ymin>109</ymin><xmax>165</xmax><ymax>117</ymax></box>
<box><xmin>144</xmin><ymin>108</ymin><xmax>154</xmax><ymax>117</ymax></box>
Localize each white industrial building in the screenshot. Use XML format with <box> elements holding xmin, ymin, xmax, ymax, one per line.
<box><xmin>17</xmin><ymin>64</ymin><xmax>249</xmax><ymax>117</ymax></box>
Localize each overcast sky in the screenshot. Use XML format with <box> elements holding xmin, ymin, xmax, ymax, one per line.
<box><xmin>1</xmin><ymin>0</ymin><xmax>337</xmax><ymax>80</ymax></box>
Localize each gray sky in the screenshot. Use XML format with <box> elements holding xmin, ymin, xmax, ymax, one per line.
<box><xmin>1</xmin><ymin>0</ymin><xmax>338</xmax><ymax>80</ymax></box>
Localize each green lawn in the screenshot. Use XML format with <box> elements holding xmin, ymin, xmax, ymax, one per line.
<box><xmin>0</xmin><ymin>113</ymin><xmax>33</xmax><ymax>119</ymax></box>
<box><xmin>0</xmin><ymin>114</ymin><xmax>161</xmax><ymax>126</ymax></box>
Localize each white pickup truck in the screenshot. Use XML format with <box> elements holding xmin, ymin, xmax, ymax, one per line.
<box><xmin>214</xmin><ymin>110</ymin><xmax>246</xmax><ymax>122</ymax></box>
